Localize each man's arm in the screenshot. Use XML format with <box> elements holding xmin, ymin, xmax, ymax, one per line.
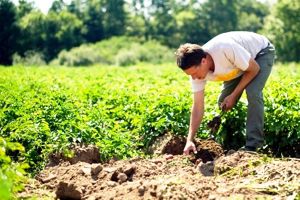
<box><xmin>184</xmin><ymin>90</ymin><xmax>205</xmax><ymax>154</ymax></box>
<box><xmin>222</xmin><ymin>58</ymin><xmax>260</xmax><ymax>110</ymax></box>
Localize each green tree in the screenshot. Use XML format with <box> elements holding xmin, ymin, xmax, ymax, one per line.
<box><xmin>129</xmin><ymin>0</ymin><xmax>184</xmax><ymax>47</ymax></box>
<box><xmin>236</xmin><ymin>0</ymin><xmax>269</xmax><ymax>32</ymax></box>
<box><xmin>200</xmin><ymin>0</ymin><xmax>238</xmax><ymax>37</ymax></box>
<box><xmin>263</xmin><ymin>0</ymin><xmax>300</xmax><ymax>62</ymax></box>
<box><xmin>173</xmin><ymin>0</ymin><xmax>269</xmax><ymax>46</ymax></box>
<box><xmin>18</xmin><ymin>10</ymin><xmax>46</xmax><ymax>57</ymax></box>
<box><xmin>67</xmin><ymin>0</ymin><xmax>105</xmax><ymax>43</ymax></box>
<box><xmin>0</xmin><ymin>0</ymin><xmax>20</xmax><ymax>65</ymax></box>
<box><xmin>148</xmin><ymin>0</ymin><xmax>177</xmax><ymax>47</ymax></box>
<box><xmin>19</xmin><ymin>10</ymin><xmax>84</xmax><ymax>62</ymax></box>
<box><xmin>101</xmin><ymin>0</ymin><xmax>127</xmax><ymax>38</ymax></box>
<box><xmin>44</xmin><ymin>11</ymin><xmax>84</xmax><ymax>61</ymax></box>
<box><xmin>128</xmin><ymin>0</ymin><xmax>153</xmax><ymax>40</ymax></box>
<box><xmin>84</xmin><ymin>0</ymin><xmax>105</xmax><ymax>42</ymax></box>
<box><xmin>67</xmin><ymin>0</ymin><xmax>85</xmax><ymax>18</ymax></box>
<box><xmin>16</xmin><ymin>0</ymin><xmax>34</xmax><ymax>19</ymax></box>
<box><xmin>49</xmin><ymin>0</ymin><xmax>66</xmax><ymax>13</ymax></box>
<box><xmin>126</xmin><ymin>13</ymin><xmax>147</xmax><ymax>39</ymax></box>
<box><xmin>174</xmin><ymin>1</ymin><xmax>211</xmax><ymax>46</ymax></box>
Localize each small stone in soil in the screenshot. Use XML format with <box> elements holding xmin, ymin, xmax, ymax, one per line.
<box><xmin>117</xmin><ymin>173</ymin><xmax>128</xmax><ymax>183</ymax></box>
<box><xmin>164</xmin><ymin>154</ymin><xmax>174</xmax><ymax>160</ymax></box>
<box><xmin>138</xmin><ymin>185</ymin><xmax>145</xmax><ymax>196</ymax></box>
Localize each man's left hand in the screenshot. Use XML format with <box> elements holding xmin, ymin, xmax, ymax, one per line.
<box><xmin>221</xmin><ymin>94</ymin><xmax>236</xmax><ymax>111</ymax></box>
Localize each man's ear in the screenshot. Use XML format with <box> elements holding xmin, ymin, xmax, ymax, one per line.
<box><xmin>201</xmin><ymin>57</ymin><xmax>206</xmax><ymax>64</ymax></box>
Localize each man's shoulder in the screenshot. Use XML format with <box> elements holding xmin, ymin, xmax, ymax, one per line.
<box><xmin>204</xmin><ymin>39</ymin><xmax>233</xmax><ymax>54</ymax></box>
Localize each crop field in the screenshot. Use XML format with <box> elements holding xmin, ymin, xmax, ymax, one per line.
<box><xmin>0</xmin><ymin>63</ymin><xmax>299</xmax><ymax>199</ymax></box>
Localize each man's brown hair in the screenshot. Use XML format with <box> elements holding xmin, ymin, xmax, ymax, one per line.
<box><xmin>175</xmin><ymin>43</ymin><xmax>206</xmax><ymax>70</ymax></box>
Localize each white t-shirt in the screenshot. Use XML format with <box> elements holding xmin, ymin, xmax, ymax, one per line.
<box><xmin>191</xmin><ymin>31</ymin><xmax>270</xmax><ymax>92</ymax></box>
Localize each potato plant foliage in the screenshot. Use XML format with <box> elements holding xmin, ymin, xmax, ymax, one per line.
<box><xmin>0</xmin><ymin>63</ymin><xmax>299</xmax><ymax>194</ymax></box>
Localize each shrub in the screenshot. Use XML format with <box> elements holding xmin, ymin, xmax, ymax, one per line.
<box><xmin>12</xmin><ymin>51</ymin><xmax>46</xmax><ymax>66</ymax></box>
<box><xmin>94</xmin><ymin>36</ymin><xmax>140</xmax><ymax>65</ymax></box>
<box><xmin>115</xmin><ymin>40</ymin><xmax>174</xmax><ymax>66</ymax></box>
<box><xmin>53</xmin><ymin>45</ymin><xmax>104</xmax><ymax>66</ymax></box>
<box><xmin>115</xmin><ymin>50</ymin><xmax>139</xmax><ymax>66</ymax></box>
<box><xmin>139</xmin><ymin>40</ymin><xmax>174</xmax><ymax>64</ymax></box>
<box><xmin>51</xmin><ymin>36</ymin><xmax>173</xmax><ymax>66</ymax></box>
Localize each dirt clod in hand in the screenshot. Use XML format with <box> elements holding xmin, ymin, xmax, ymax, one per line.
<box><xmin>207</xmin><ymin>115</ymin><xmax>222</xmax><ymax>133</ymax></box>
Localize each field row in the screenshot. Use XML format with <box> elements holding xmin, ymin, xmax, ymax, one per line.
<box><xmin>0</xmin><ymin>63</ymin><xmax>299</xmax><ymax>175</ymax></box>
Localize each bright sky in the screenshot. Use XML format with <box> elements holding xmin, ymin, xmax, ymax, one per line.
<box><xmin>12</xmin><ymin>0</ymin><xmax>71</xmax><ymax>13</ymax></box>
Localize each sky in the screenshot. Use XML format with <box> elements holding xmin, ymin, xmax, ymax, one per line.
<box><xmin>12</xmin><ymin>0</ymin><xmax>71</xmax><ymax>13</ymax></box>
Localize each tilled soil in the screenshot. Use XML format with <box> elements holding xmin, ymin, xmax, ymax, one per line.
<box><xmin>19</xmin><ymin>136</ymin><xmax>300</xmax><ymax>200</ymax></box>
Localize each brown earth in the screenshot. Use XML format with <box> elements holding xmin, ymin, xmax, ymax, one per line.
<box><xmin>19</xmin><ymin>135</ymin><xmax>300</xmax><ymax>200</ymax></box>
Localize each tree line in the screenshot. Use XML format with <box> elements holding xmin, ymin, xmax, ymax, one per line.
<box><xmin>0</xmin><ymin>0</ymin><xmax>299</xmax><ymax>65</ymax></box>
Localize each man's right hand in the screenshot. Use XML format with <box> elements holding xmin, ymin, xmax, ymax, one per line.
<box><xmin>183</xmin><ymin>140</ymin><xmax>197</xmax><ymax>155</ymax></box>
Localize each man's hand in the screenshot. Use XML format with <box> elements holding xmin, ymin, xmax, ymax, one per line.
<box><xmin>221</xmin><ymin>94</ymin><xmax>237</xmax><ymax>111</ymax></box>
<box><xmin>221</xmin><ymin>59</ymin><xmax>260</xmax><ymax>111</ymax></box>
<box><xmin>183</xmin><ymin>141</ymin><xmax>197</xmax><ymax>155</ymax></box>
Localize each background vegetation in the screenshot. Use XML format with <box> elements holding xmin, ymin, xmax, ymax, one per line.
<box><xmin>1</xmin><ymin>0</ymin><xmax>300</xmax><ymax>66</ymax></box>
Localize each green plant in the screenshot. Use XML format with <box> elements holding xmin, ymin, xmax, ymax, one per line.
<box><xmin>0</xmin><ymin>137</ymin><xmax>28</xmax><ymax>199</ymax></box>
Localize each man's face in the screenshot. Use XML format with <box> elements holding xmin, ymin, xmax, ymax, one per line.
<box><xmin>184</xmin><ymin>61</ymin><xmax>210</xmax><ymax>80</ymax></box>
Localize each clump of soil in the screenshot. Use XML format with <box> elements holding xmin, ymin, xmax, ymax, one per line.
<box><xmin>19</xmin><ymin>136</ymin><xmax>300</xmax><ymax>200</ymax></box>
<box><xmin>207</xmin><ymin>115</ymin><xmax>222</xmax><ymax>133</ymax></box>
<box><xmin>48</xmin><ymin>145</ymin><xmax>100</xmax><ymax>166</ymax></box>
<box><xmin>149</xmin><ymin>133</ymin><xmax>186</xmax><ymax>155</ymax></box>
<box><xmin>193</xmin><ymin>139</ymin><xmax>224</xmax><ymax>163</ymax></box>
<box><xmin>149</xmin><ymin>133</ymin><xmax>224</xmax><ymax>163</ymax></box>
<box><xmin>197</xmin><ymin>150</ymin><xmax>261</xmax><ymax>177</ymax></box>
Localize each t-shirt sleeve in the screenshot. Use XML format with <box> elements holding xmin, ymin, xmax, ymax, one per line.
<box><xmin>224</xmin><ymin>42</ymin><xmax>251</xmax><ymax>71</ymax></box>
<box><xmin>190</xmin><ymin>77</ymin><xmax>206</xmax><ymax>92</ymax></box>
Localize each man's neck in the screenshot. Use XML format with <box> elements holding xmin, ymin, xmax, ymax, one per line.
<box><xmin>207</xmin><ymin>54</ymin><xmax>215</xmax><ymax>72</ymax></box>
